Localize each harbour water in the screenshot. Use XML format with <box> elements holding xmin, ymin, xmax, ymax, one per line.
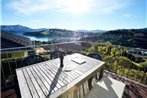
<box><xmin>24</xmin><ymin>36</ymin><xmax>80</xmax><ymax>41</ymax></box>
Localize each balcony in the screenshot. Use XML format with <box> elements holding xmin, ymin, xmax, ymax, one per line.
<box><xmin>1</xmin><ymin>41</ymin><xmax>147</xmax><ymax>98</ymax></box>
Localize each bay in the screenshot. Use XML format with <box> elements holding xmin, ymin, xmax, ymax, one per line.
<box><xmin>24</xmin><ymin>35</ymin><xmax>80</xmax><ymax>41</ymax></box>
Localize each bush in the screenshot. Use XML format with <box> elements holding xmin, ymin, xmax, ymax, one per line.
<box><xmin>145</xmin><ymin>73</ymin><xmax>147</xmax><ymax>84</ymax></box>
<box><xmin>141</xmin><ymin>61</ymin><xmax>147</xmax><ymax>72</ymax></box>
<box><xmin>86</xmin><ymin>44</ymin><xmax>146</xmax><ymax>84</ymax></box>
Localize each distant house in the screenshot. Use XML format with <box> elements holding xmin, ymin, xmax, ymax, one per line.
<box><xmin>1</xmin><ymin>32</ymin><xmax>33</xmax><ymax>59</ymax></box>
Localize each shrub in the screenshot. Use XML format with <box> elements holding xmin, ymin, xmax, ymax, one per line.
<box><xmin>117</xmin><ymin>56</ymin><xmax>141</xmax><ymax>69</ymax></box>
<box><xmin>141</xmin><ymin>61</ymin><xmax>147</xmax><ymax>72</ymax></box>
<box><xmin>86</xmin><ymin>44</ymin><xmax>146</xmax><ymax>84</ymax></box>
<box><xmin>144</xmin><ymin>73</ymin><xmax>147</xmax><ymax>84</ymax></box>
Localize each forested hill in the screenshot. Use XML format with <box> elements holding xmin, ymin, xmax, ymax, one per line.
<box><xmin>23</xmin><ymin>29</ymin><xmax>101</xmax><ymax>38</ymax></box>
<box><xmin>98</xmin><ymin>28</ymin><xmax>147</xmax><ymax>49</ymax></box>
<box><xmin>80</xmin><ymin>28</ymin><xmax>147</xmax><ymax>49</ymax></box>
<box><xmin>23</xmin><ymin>29</ymin><xmax>74</xmax><ymax>37</ymax></box>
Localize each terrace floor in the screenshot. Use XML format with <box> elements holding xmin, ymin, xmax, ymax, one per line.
<box><xmin>1</xmin><ymin>70</ymin><xmax>147</xmax><ymax>98</ymax></box>
<box><xmin>85</xmin><ymin>76</ymin><xmax>126</xmax><ymax>98</ymax></box>
<box><xmin>105</xmin><ymin>71</ymin><xmax>147</xmax><ymax>98</ymax></box>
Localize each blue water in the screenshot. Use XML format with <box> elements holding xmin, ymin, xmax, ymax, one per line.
<box><xmin>24</xmin><ymin>36</ymin><xmax>80</xmax><ymax>41</ymax></box>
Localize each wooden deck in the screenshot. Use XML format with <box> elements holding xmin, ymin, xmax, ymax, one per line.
<box><xmin>84</xmin><ymin>76</ymin><xmax>126</xmax><ymax>98</ymax></box>
<box><xmin>16</xmin><ymin>53</ymin><xmax>105</xmax><ymax>98</ymax></box>
<box><xmin>105</xmin><ymin>71</ymin><xmax>147</xmax><ymax>98</ymax></box>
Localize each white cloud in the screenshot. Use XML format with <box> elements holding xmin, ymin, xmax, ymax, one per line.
<box><xmin>8</xmin><ymin>0</ymin><xmax>133</xmax><ymax>15</ymax></box>
<box><xmin>123</xmin><ymin>13</ymin><xmax>131</xmax><ymax>18</ymax></box>
<box><xmin>9</xmin><ymin>0</ymin><xmax>50</xmax><ymax>15</ymax></box>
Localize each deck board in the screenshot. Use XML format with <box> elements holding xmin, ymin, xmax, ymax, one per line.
<box><xmin>29</xmin><ymin>67</ymin><xmax>49</xmax><ymax>96</ymax></box>
<box><xmin>44</xmin><ymin>61</ymin><xmax>70</xmax><ymax>83</ymax></box>
<box><xmin>32</xmin><ymin>66</ymin><xmax>52</xmax><ymax>92</ymax></box>
<box><xmin>39</xmin><ymin>63</ymin><xmax>61</xmax><ymax>88</ymax></box>
<box><xmin>16</xmin><ymin>53</ymin><xmax>105</xmax><ymax>98</ymax></box>
<box><xmin>26</xmin><ymin>68</ymin><xmax>46</xmax><ymax>98</ymax></box>
<box><xmin>35</xmin><ymin>65</ymin><xmax>58</xmax><ymax>92</ymax></box>
<box><xmin>16</xmin><ymin>70</ymin><xmax>32</xmax><ymax>98</ymax></box>
<box><xmin>49</xmin><ymin>61</ymin><xmax>74</xmax><ymax>81</ymax></box>
<box><xmin>42</xmin><ymin>62</ymin><xmax>69</xmax><ymax>84</ymax></box>
<box><xmin>37</xmin><ymin>64</ymin><xmax>61</xmax><ymax>89</ymax></box>
<box><xmin>40</xmin><ymin>63</ymin><xmax>65</xmax><ymax>87</ymax></box>
<box><xmin>23</xmin><ymin>69</ymin><xmax>39</xmax><ymax>98</ymax></box>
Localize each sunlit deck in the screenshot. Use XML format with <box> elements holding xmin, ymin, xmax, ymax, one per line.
<box><xmin>85</xmin><ymin>76</ymin><xmax>126</xmax><ymax>98</ymax></box>
<box><xmin>16</xmin><ymin>53</ymin><xmax>105</xmax><ymax>98</ymax></box>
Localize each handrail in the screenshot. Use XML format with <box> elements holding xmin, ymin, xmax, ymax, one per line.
<box><xmin>1</xmin><ymin>41</ymin><xmax>147</xmax><ymax>52</ymax></box>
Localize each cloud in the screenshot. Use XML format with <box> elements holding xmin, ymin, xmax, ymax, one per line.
<box><xmin>9</xmin><ymin>0</ymin><xmax>51</xmax><ymax>15</ymax></box>
<box><xmin>8</xmin><ymin>0</ymin><xmax>133</xmax><ymax>15</ymax></box>
<box><xmin>123</xmin><ymin>13</ymin><xmax>131</xmax><ymax>18</ymax></box>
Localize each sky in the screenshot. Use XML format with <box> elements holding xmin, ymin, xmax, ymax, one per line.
<box><xmin>1</xmin><ymin>0</ymin><xmax>147</xmax><ymax>30</ymax></box>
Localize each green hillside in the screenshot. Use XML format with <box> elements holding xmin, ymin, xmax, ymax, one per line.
<box><xmin>81</xmin><ymin>28</ymin><xmax>147</xmax><ymax>49</ymax></box>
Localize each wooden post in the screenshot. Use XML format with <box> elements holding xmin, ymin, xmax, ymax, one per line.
<box><xmin>99</xmin><ymin>67</ymin><xmax>104</xmax><ymax>80</ymax></box>
<box><xmin>60</xmin><ymin>53</ymin><xmax>64</xmax><ymax>68</ymax></box>
<box><xmin>88</xmin><ymin>77</ymin><xmax>93</xmax><ymax>90</ymax></box>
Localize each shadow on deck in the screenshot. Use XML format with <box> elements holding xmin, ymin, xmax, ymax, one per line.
<box><xmin>105</xmin><ymin>71</ymin><xmax>147</xmax><ymax>98</ymax></box>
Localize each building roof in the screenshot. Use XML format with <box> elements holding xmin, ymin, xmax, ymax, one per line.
<box><xmin>1</xmin><ymin>32</ymin><xmax>32</xmax><ymax>49</ymax></box>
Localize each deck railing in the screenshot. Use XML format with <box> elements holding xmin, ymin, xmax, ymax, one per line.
<box><xmin>1</xmin><ymin>41</ymin><xmax>92</xmax><ymax>88</ymax></box>
<box><xmin>1</xmin><ymin>41</ymin><xmax>147</xmax><ymax>88</ymax></box>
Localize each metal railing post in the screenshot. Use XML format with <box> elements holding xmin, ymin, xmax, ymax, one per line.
<box><xmin>13</xmin><ymin>52</ymin><xmax>18</xmax><ymax>68</ymax></box>
<box><xmin>6</xmin><ymin>53</ymin><xmax>14</xmax><ymax>84</ymax></box>
<box><xmin>1</xmin><ymin>65</ymin><xmax>7</xmax><ymax>87</ymax></box>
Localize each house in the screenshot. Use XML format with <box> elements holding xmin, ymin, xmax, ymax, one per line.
<box><xmin>1</xmin><ymin>32</ymin><xmax>33</xmax><ymax>59</ymax></box>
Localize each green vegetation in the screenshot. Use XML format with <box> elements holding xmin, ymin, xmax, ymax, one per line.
<box><xmin>98</xmin><ymin>28</ymin><xmax>147</xmax><ymax>49</ymax></box>
<box><xmin>86</xmin><ymin>44</ymin><xmax>147</xmax><ymax>84</ymax></box>
<box><xmin>23</xmin><ymin>29</ymin><xmax>74</xmax><ymax>37</ymax></box>
<box><xmin>141</xmin><ymin>61</ymin><xmax>147</xmax><ymax>72</ymax></box>
<box><xmin>81</xmin><ymin>28</ymin><xmax>147</xmax><ymax>49</ymax></box>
